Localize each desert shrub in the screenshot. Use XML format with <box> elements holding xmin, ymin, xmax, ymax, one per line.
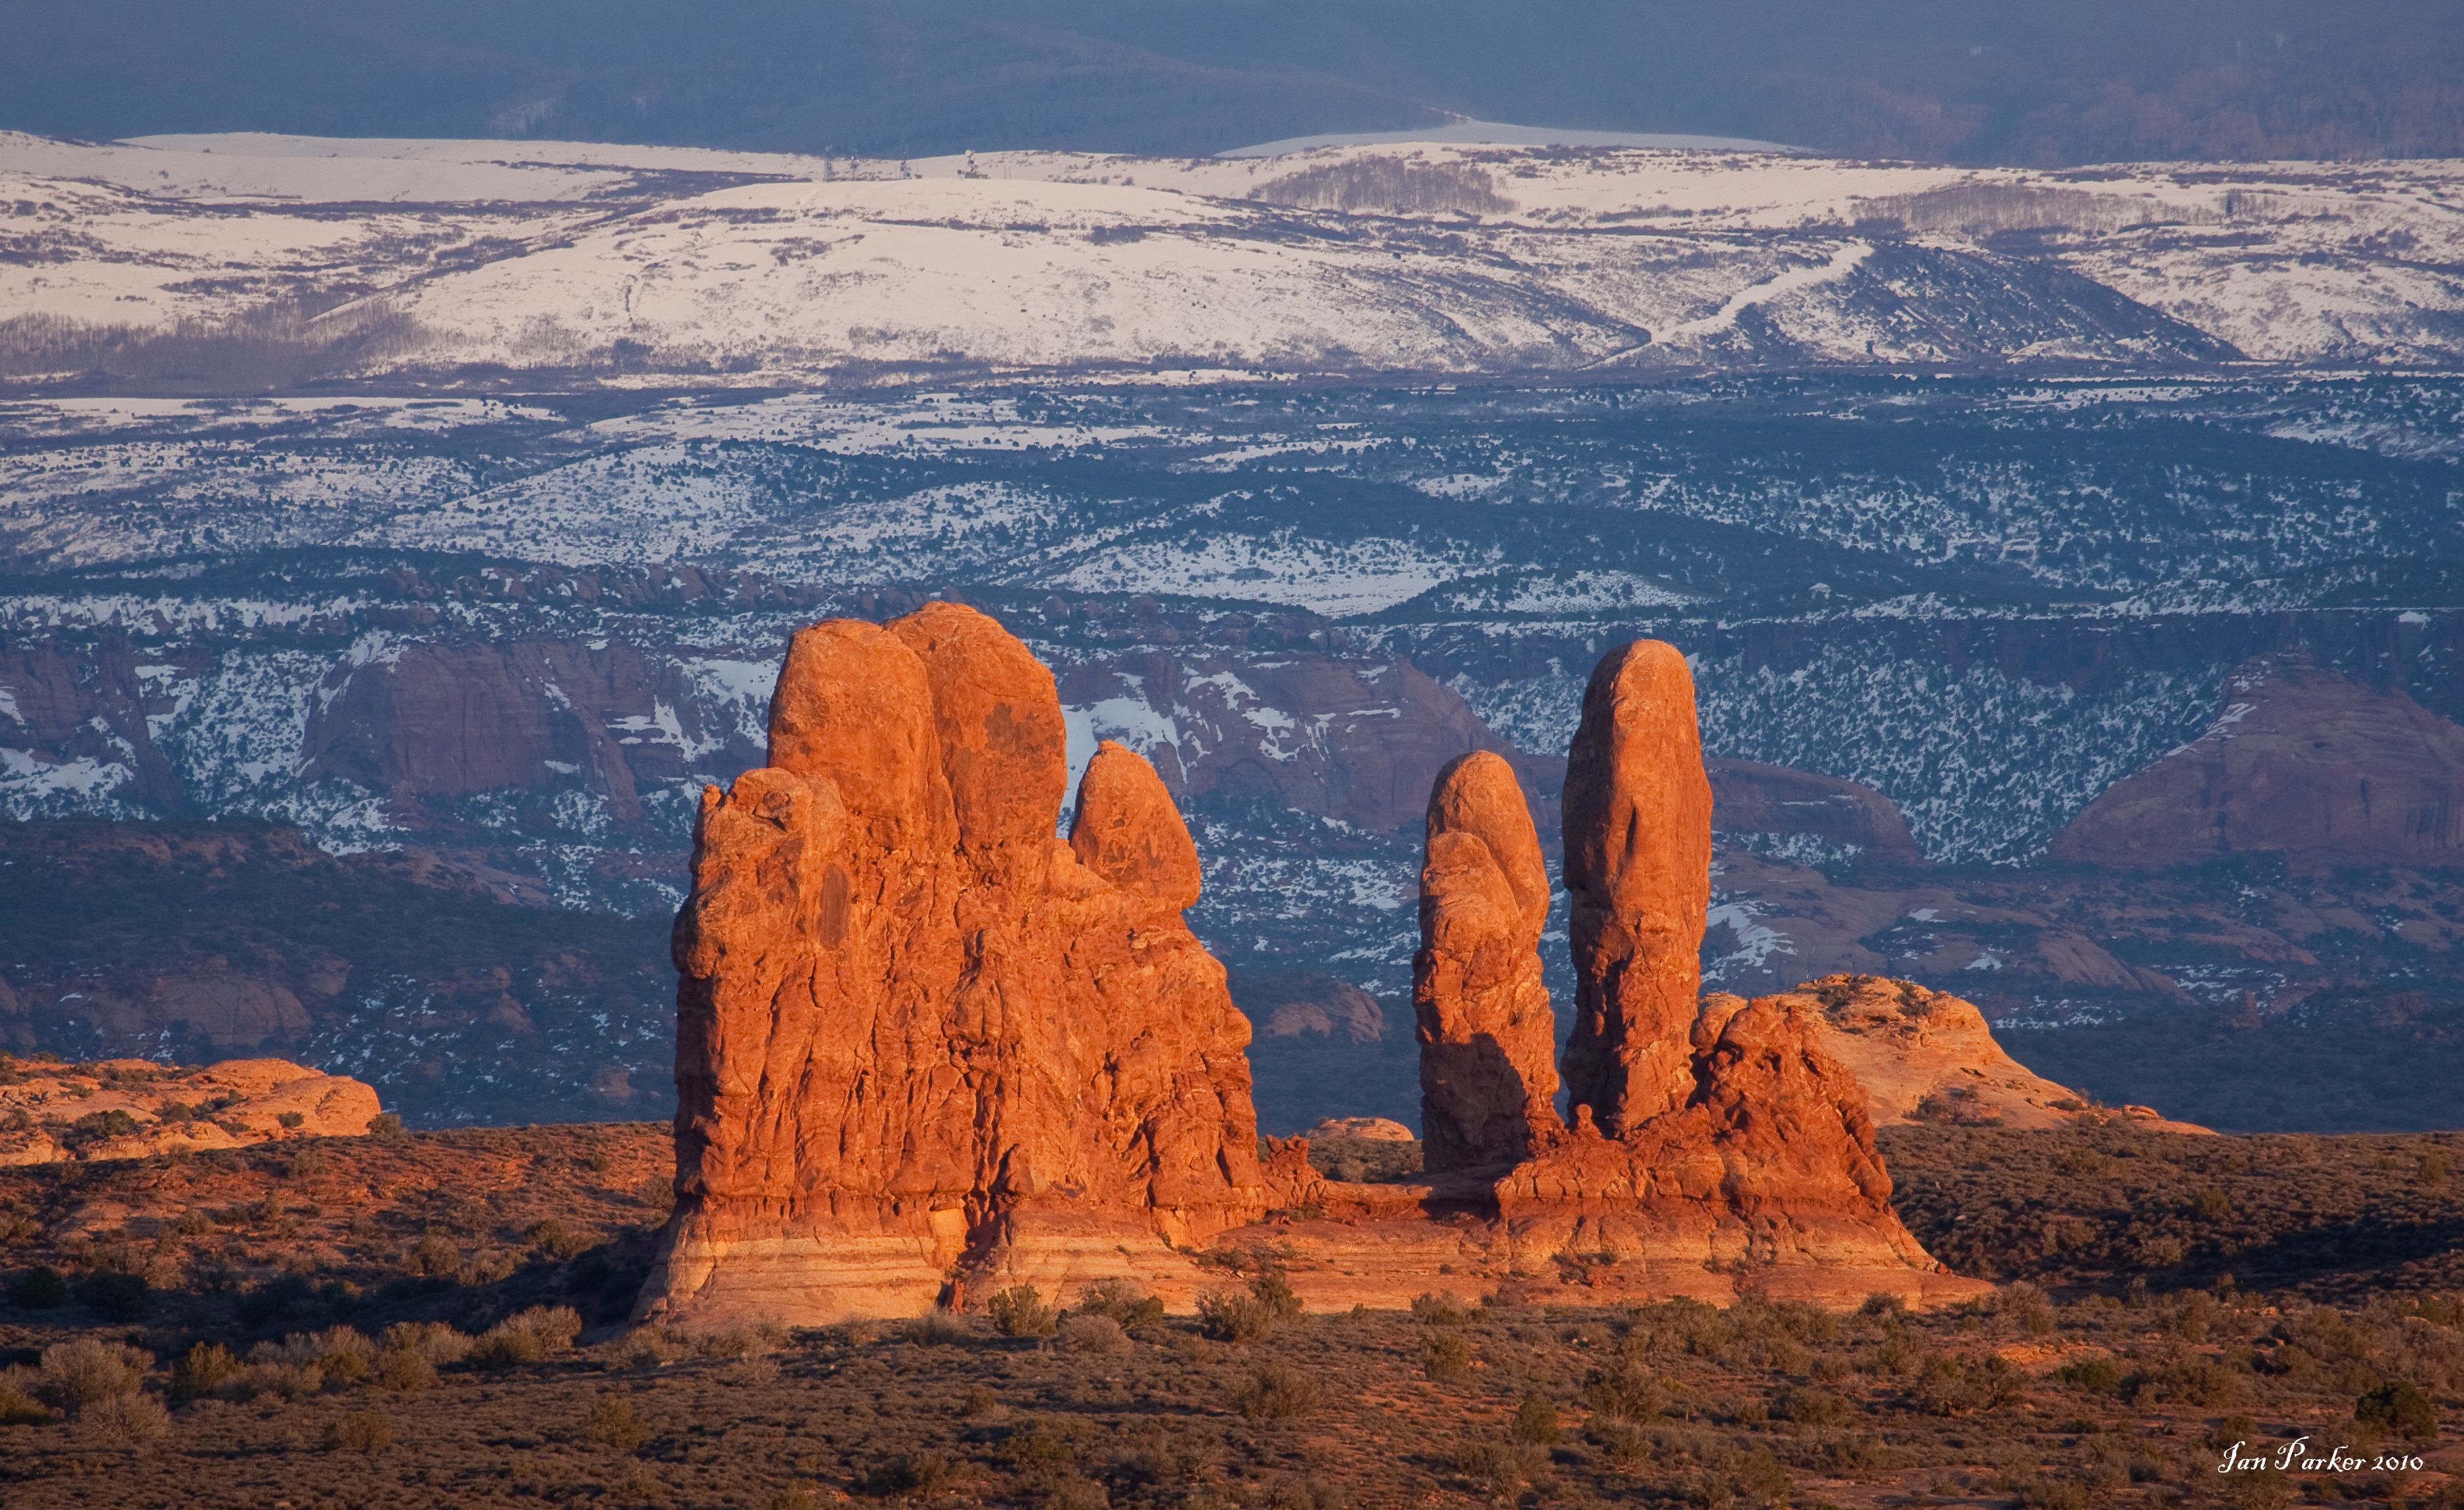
<box><xmin>326</xmin><ymin>1409</ymin><xmax>393</xmax><ymax>1452</ymax></box>
<box><xmin>1821</xmin><ymin>1432</ymin><xmax>1888</xmax><ymax>1472</ymax></box>
<box><xmin>1248</xmin><ymin>1271</ymin><xmax>1304</xmax><ymax>1323</ymax></box>
<box><xmin>504</xmin><ymin>1305</ymin><xmax>584</xmax><ymax>1353</ymax></box>
<box><xmin>1422</xmin><ymin>1330</ymin><xmax>1473</xmax><ymax>1383</ymax></box>
<box><xmin>1772</xmin><ymin>1384</ymin><xmax>1849</xmax><ymax>1426</ymax></box>
<box><xmin>1731</xmin><ymin>1448</ymin><xmax>1793</xmax><ymax>1503</ymax></box>
<box><xmin>2356</xmin><ymin>1379</ymin><xmax>2438</xmax><ymax>1440</ymax></box>
<box><xmin>9</xmin><ymin>1265</ymin><xmax>68</xmax><ymax>1308</ymax></box>
<box><xmin>903</xmin><ymin>1310</ymin><xmax>969</xmax><ymax>1346</ymax></box>
<box><xmin>2124</xmin><ymin>1356</ymin><xmax>2243</xmax><ymax>1408</ymax></box>
<box><xmin>257</xmin><ymin>1326</ymin><xmax>375</xmax><ymax>1383</ymax></box>
<box><xmin>216</xmin><ymin>1362</ymin><xmax>324</xmax><ymax>1403</ymax></box>
<box><xmin>526</xmin><ymin>1219</ymin><xmax>598</xmax><ymax>1261</ymax></box>
<box><xmin>63</xmin><ymin>1108</ymin><xmax>141</xmax><ymax>1147</ymax></box>
<box><xmin>408</xmin><ymin>1233</ymin><xmax>459</xmax><ymax>1278</ymax></box>
<box><xmin>276</xmin><ymin>1111</ymin><xmax>306</xmax><ymax>1129</ymax></box>
<box><xmin>2173</xmin><ymin>1291</ymin><xmax>2217</xmax><ymax>1341</ymax></box>
<box><xmin>585</xmin><ymin>1392</ymin><xmax>650</xmax><ymax>1451</ymax></box>
<box><xmin>1233</xmin><ymin>1362</ymin><xmax>1322</xmax><ymax>1420</ymax></box>
<box><xmin>1588</xmin><ymin>1421</ymin><xmax>1654</xmax><ymax>1471</ymax></box>
<box><xmin>74</xmin><ymin>1270</ymin><xmax>150</xmax><ymax>1322</ymax></box>
<box><xmin>1002</xmin><ymin>1421</ymin><xmax>1076</xmax><ymax>1471</ymax></box>
<box><xmin>381</xmin><ymin>1321</ymin><xmax>469</xmax><ymax>1366</ymax></box>
<box><xmin>37</xmin><ymin>1337</ymin><xmax>148</xmax><ymax>1413</ymax></box>
<box><xmin>1632</xmin><ymin>1297</ymin><xmax>1732</xmax><ymax>1358</ymax></box>
<box><xmin>372</xmin><ymin>1346</ymin><xmax>436</xmax><ymax>1392</ymax></box>
<box><xmin>1</xmin><ymin>1366</ymin><xmax>54</xmax><ymax>1425</ymax></box>
<box><xmin>864</xmin><ymin>1448</ymin><xmax>957</xmax><ymax>1494</ymax></box>
<box><xmin>2056</xmin><ymin>1355</ymin><xmax>2123</xmax><ymax>1395</ymax></box>
<box><xmin>637</xmin><ymin>1175</ymin><xmax>677</xmax><ymax>1220</ymax></box>
<box><xmin>1044</xmin><ymin>1475</ymin><xmax>1109</xmax><ymax>1510</ymax></box>
<box><xmin>989</xmin><ymin>1284</ymin><xmax>1059</xmax><ymax>1338</ymax></box>
<box><xmin>1057</xmin><ymin>1313</ymin><xmax>1130</xmax><ymax>1355</ymax></box>
<box><xmin>1509</xmin><ymin>1392</ymin><xmax>1560</xmax><ymax>1444</ymax></box>
<box><xmin>1197</xmin><ymin>1289</ymin><xmax>1275</xmax><ymax>1343</ymax></box>
<box><xmin>1411</xmin><ymin>1291</ymin><xmax>1477</xmax><ymax>1326</ymax></box>
<box><xmin>464</xmin><ymin>1327</ymin><xmax>545</xmax><ymax>1371</ymax></box>
<box><xmin>78</xmin><ymin>1390</ymin><xmax>169</xmax><ymax>1445</ymax></box>
<box><xmin>1911</xmin><ymin>1352</ymin><xmax>2026</xmax><ymax>1415</ymax></box>
<box><xmin>2019</xmin><ymin>1478</ymin><xmax>2088</xmax><ymax>1510</ymax></box>
<box><xmin>368</xmin><ymin>1113</ymin><xmax>402</xmax><ymax>1138</ymax></box>
<box><xmin>1859</xmin><ymin>1292</ymin><xmax>1907</xmax><ymax>1320</ymax></box>
<box><xmin>1584</xmin><ymin>1361</ymin><xmax>1667</xmax><ymax>1421</ymax></box>
<box><xmin>169</xmin><ymin>1342</ymin><xmax>238</xmax><ymax>1400</ymax></box>
<box><xmin>626</xmin><ymin>1328</ymin><xmax>689</xmax><ymax>1368</ymax></box>
<box><xmin>1451</xmin><ymin>1440</ymin><xmax>1545</xmax><ymax>1496</ymax></box>
<box><xmin>1073</xmin><ymin>1278</ymin><xmax>1165</xmax><ymax>1327</ymax></box>
<box><xmin>461</xmin><ymin>1247</ymin><xmax>520</xmax><ymax>1285</ymax></box>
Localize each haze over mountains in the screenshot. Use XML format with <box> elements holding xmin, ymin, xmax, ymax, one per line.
<box><xmin>7</xmin><ymin>0</ymin><xmax>2464</xmax><ymax>164</ymax></box>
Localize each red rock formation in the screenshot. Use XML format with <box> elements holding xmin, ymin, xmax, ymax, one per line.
<box><xmin>1413</xmin><ymin>751</ymin><xmax>1563</xmax><ymax>1171</ymax></box>
<box><xmin>648</xmin><ymin>620</ymin><xmax>1984</xmax><ymax>1325</ymax></box>
<box><xmin>1395</xmin><ymin>639</ymin><xmax>1977</xmax><ymax>1303</ymax></box>
<box><xmin>2054</xmin><ymin>654</ymin><xmax>2464</xmax><ymax>868</ymax></box>
<box><xmin>1709</xmin><ymin>759</ymin><xmax>1921</xmax><ymax>863</ymax></box>
<box><xmin>1785</xmin><ymin>974</ymin><xmax>2211</xmax><ymax>1134</ymax></box>
<box><xmin>1561</xmin><ymin>639</ymin><xmax>1714</xmax><ymax>1136</ymax></box>
<box><xmin>0</xmin><ymin>1056</ymin><xmax>383</xmax><ymax>1166</ymax></box>
<box><xmin>645</xmin><ymin>605</ymin><xmax>1267</xmax><ymax>1324</ymax></box>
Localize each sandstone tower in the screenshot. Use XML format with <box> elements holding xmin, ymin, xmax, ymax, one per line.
<box><xmin>646</xmin><ymin>617</ymin><xmax>1982</xmax><ymax>1325</ymax></box>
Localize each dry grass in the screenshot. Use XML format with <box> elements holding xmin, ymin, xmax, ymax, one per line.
<box><xmin>0</xmin><ymin>1123</ymin><xmax>2459</xmax><ymax>1505</ymax></box>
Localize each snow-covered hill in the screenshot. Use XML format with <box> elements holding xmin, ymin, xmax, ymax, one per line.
<box><xmin>6</xmin><ymin>132</ymin><xmax>2463</xmax><ymax>385</ymax></box>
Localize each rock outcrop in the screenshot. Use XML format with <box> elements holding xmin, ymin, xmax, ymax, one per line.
<box><xmin>2054</xmin><ymin>654</ymin><xmax>2464</xmax><ymax>869</ymax></box>
<box><xmin>0</xmin><ymin>1055</ymin><xmax>383</xmax><ymax>1165</ymax></box>
<box><xmin>650</xmin><ymin>619</ymin><xmax>1984</xmax><ymax>1326</ymax></box>
<box><xmin>1413</xmin><ymin>751</ymin><xmax>1563</xmax><ymax>1171</ymax></box>
<box><xmin>1709</xmin><ymin>759</ymin><xmax>1922</xmax><ymax>863</ymax></box>
<box><xmin>1562</xmin><ymin>639</ymin><xmax>1714</xmax><ymax>1136</ymax></box>
<box><xmin>1407</xmin><ymin>641</ymin><xmax>1965</xmax><ymax>1295</ymax></box>
<box><xmin>642</xmin><ymin>604</ymin><xmax>1269</xmax><ymax>1325</ymax></box>
<box><xmin>1783</xmin><ymin>974</ymin><xmax>2211</xmax><ymax>1133</ymax></box>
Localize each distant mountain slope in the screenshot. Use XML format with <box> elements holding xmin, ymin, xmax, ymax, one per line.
<box><xmin>5</xmin><ymin>1</ymin><xmax>2463</xmax><ymax>164</ymax></box>
<box><xmin>4</xmin><ymin>135</ymin><xmax>2462</xmax><ymax>391</ymax></box>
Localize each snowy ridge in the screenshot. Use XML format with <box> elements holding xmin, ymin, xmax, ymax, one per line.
<box><xmin>6</xmin><ymin>133</ymin><xmax>2464</xmax><ymax>383</ymax></box>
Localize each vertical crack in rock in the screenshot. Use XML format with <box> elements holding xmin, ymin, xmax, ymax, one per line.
<box><xmin>1413</xmin><ymin>750</ymin><xmax>1563</xmax><ymax>1172</ymax></box>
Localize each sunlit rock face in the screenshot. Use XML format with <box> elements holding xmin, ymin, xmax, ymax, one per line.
<box><xmin>641</xmin><ymin>604</ymin><xmax>1269</xmax><ymax>1326</ymax></box>
<box><xmin>644</xmin><ymin>620</ymin><xmax>1986</xmax><ymax>1327</ymax></box>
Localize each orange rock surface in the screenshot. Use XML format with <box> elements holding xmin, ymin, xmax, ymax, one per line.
<box><xmin>643</xmin><ymin>605</ymin><xmax>1267</xmax><ymax>1325</ymax></box>
<box><xmin>0</xmin><ymin>1055</ymin><xmax>382</xmax><ymax>1165</ymax></box>
<box><xmin>1561</xmin><ymin>639</ymin><xmax>1715</xmax><ymax>1135</ymax></box>
<box><xmin>1413</xmin><ymin>751</ymin><xmax>1563</xmax><ymax>1171</ymax></box>
<box><xmin>647</xmin><ymin>620</ymin><xmax>1986</xmax><ymax>1326</ymax></box>
<box><xmin>1788</xmin><ymin>974</ymin><xmax>2211</xmax><ymax>1134</ymax></box>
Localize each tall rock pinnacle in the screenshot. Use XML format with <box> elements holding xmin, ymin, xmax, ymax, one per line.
<box><xmin>647</xmin><ymin>603</ymin><xmax>1267</xmax><ymax>1324</ymax></box>
<box><xmin>1560</xmin><ymin>639</ymin><xmax>1714</xmax><ymax>1137</ymax></box>
<box><xmin>1413</xmin><ymin>751</ymin><xmax>1564</xmax><ymax>1171</ymax></box>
